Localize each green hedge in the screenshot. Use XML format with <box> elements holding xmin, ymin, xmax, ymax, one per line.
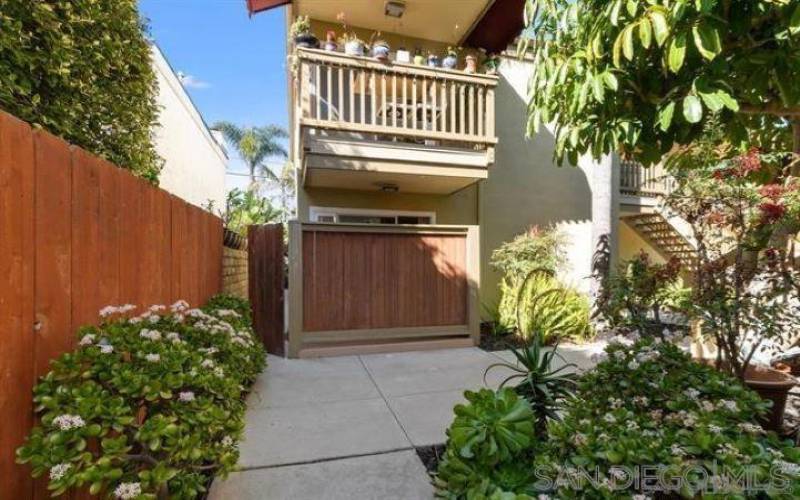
<box><xmin>16</xmin><ymin>295</ymin><xmax>267</xmax><ymax>498</ymax></box>
<box><xmin>0</xmin><ymin>0</ymin><xmax>161</xmax><ymax>181</ymax></box>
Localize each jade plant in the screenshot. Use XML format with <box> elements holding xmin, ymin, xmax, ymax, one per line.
<box><xmin>16</xmin><ymin>295</ymin><xmax>266</xmax><ymax>499</ymax></box>
<box><xmin>436</xmin><ymin>338</ymin><xmax>800</xmax><ymax>498</ymax></box>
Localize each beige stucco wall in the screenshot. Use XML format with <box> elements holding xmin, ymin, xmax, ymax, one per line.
<box><xmin>618</xmin><ymin>220</ymin><xmax>667</xmax><ymax>264</ymax></box>
<box><xmin>478</xmin><ymin>56</ymin><xmax>596</xmax><ymax>311</ymax></box>
<box><xmin>152</xmin><ymin>45</ymin><xmax>228</xmax><ymax>211</ymax></box>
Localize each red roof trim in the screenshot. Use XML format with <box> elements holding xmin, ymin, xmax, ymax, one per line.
<box><xmin>247</xmin><ymin>0</ymin><xmax>292</xmax><ymax>16</ymax></box>
<box><xmin>465</xmin><ymin>0</ymin><xmax>525</xmax><ymax>53</ymax></box>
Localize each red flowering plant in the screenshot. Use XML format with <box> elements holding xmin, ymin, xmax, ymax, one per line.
<box><xmin>664</xmin><ymin>146</ymin><xmax>800</xmax><ymax>380</ymax></box>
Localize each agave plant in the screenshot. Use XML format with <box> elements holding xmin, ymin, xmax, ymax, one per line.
<box><xmin>485</xmin><ymin>335</ymin><xmax>578</xmax><ymax>437</ymax></box>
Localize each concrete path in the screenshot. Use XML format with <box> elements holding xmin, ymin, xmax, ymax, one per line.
<box><xmin>209</xmin><ymin>345</ymin><xmax>600</xmax><ymax>500</ymax></box>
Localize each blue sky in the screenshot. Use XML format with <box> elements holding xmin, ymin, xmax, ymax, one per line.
<box><xmin>139</xmin><ymin>0</ymin><xmax>289</xmax><ymax>189</ymax></box>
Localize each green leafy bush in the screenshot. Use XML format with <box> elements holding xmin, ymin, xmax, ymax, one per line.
<box><xmin>437</xmin><ymin>338</ymin><xmax>800</xmax><ymax>499</ymax></box>
<box><xmin>597</xmin><ymin>251</ymin><xmax>689</xmax><ymax>338</ymax></box>
<box><xmin>434</xmin><ymin>389</ymin><xmax>539</xmax><ymax>498</ymax></box>
<box><xmin>509</xmin><ymin>271</ymin><xmax>592</xmax><ymax>344</ymax></box>
<box><xmin>490</xmin><ymin>226</ymin><xmax>566</xmax><ymax>281</ymax></box>
<box><xmin>16</xmin><ymin>296</ymin><xmax>266</xmax><ymax>498</ymax></box>
<box><xmin>0</xmin><ymin>0</ymin><xmax>161</xmax><ymax>180</ymax></box>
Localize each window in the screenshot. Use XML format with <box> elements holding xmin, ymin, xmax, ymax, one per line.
<box><xmin>310</xmin><ymin>207</ymin><xmax>435</xmax><ymax>225</ymax></box>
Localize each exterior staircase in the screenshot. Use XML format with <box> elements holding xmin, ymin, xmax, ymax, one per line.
<box><xmin>622</xmin><ymin>213</ymin><xmax>696</xmax><ymax>269</ymax></box>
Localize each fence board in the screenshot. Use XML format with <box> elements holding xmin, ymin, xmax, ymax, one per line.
<box><xmin>248</xmin><ymin>224</ymin><xmax>285</xmax><ymax>355</ymax></box>
<box><xmin>302</xmin><ymin>231</ymin><xmax>468</xmax><ymax>332</ymax></box>
<box><xmin>0</xmin><ymin>112</ymin><xmax>36</xmax><ymax>500</ymax></box>
<box><xmin>0</xmin><ymin>111</ymin><xmax>224</xmax><ymax>499</ymax></box>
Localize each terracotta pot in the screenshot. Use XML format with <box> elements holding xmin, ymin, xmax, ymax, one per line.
<box><xmin>744</xmin><ymin>365</ymin><xmax>796</xmax><ymax>431</ymax></box>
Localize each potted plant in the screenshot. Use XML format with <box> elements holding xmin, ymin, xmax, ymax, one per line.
<box><xmin>336</xmin><ymin>12</ymin><xmax>365</xmax><ymax>56</ymax></box>
<box><xmin>396</xmin><ymin>47</ymin><xmax>410</xmax><ymax>63</ymax></box>
<box><xmin>464</xmin><ymin>54</ymin><xmax>478</xmax><ymax>74</ymax></box>
<box><xmin>289</xmin><ymin>16</ymin><xmax>318</xmax><ymax>49</ymax></box>
<box><xmin>663</xmin><ymin>145</ymin><xmax>800</xmax><ymax>430</ymax></box>
<box><xmin>370</xmin><ymin>33</ymin><xmax>390</xmax><ymax>61</ymax></box>
<box><xmin>427</xmin><ymin>52</ymin><xmax>439</xmax><ymax>68</ymax></box>
<box><xmin>413</xmin><ymin>48</ymin><xmax>424</xmax><ymax>66</ymax></box>
<box><xmin>482</xmin><ymin>54</ymin><xmax>500</xmax><ymax>75</ymax></box>
<box><xmin>443</xmin><ymin>46</ymin><xmax>459</xmax><ymax>69</ymax></box>
<box><xmin>324</xmin><ymin>30</ymin><xmax>337</xmax><ymax>51</ymax></box>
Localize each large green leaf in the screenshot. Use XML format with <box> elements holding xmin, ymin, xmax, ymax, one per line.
<box><xmin>692</xmin><ymin>24</ymin><xmax>721</xmax><ymax>60</ymax></box>
<box><xmin>639</xmin><ymin>18</ymin><xmax>652</xmax><ymax>49</ymax></box>
<box><xmin>683</xmin><ymin>95</ymin><xmax>703</xmax><ymax>123</ymax></box>
<box><xmin>667</xmin><ymin>33</ymin><xmax>687</xmax><ymax>73</ymax></box>
<box><xmin>649</xmin><ymin>9</ymin><xmax>669</xmax><ymax>46</ymax></box>
<box><xmin>658</xmin><ymin>101</ymin><xmax>676</xmax><ymax>131</ymax></box>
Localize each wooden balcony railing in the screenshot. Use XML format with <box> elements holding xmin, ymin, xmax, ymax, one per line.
<box><xmin>293</xmin><ymin>48</ymin><xmax>498</xmax><ymax>149</ymax></box>
<box><xmin>620</xmin><ymin>161</ymin><xmax>675</xmax><ymax>197</ymax></box>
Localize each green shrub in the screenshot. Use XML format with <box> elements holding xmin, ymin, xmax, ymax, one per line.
<box><xmin>0</xmin><ymin>0</ymin><xmax>161</xmax><ymax>181</ymax></box>
<box><xmin>437</xmin><ymin>338</ymin><xmax>800</xmax><ymax>499</ymax></box>
<box><xmin>434</xmin><ymin>389</ymin><xmax>539</xmax><ymax>499</ymax></box>
<box><xmin>16</xmin><ymin>295</ymin><xmax>266</xmax><ymax>498</ymax></box>
<box><xmin>205</xmin><ymin>294</ymin><xmax>253</xmax><ymax>327</ymax></box>
<box><xmin>490</xmin><ymin>226</ymin><xmax>566</xmax><ymax>282</ymax></box>
<box><xmin>510</xmin><ymin>271</ymin><xmax>592</xmax><ymax>344</ymax></box>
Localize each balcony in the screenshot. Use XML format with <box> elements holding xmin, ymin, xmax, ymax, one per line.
<box><xmin>619</xmin><ymin>161</ymin><xmax>675</xmax><ymax>207</ymax></box>
<box><xmin>291</xmin><ymin>48</ymin><xmax>498</xmax><ymax>195</ymax></box>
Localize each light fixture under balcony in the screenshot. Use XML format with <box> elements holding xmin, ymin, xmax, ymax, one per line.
<box><xmin>376</xmin><ymin>182</ymin><xmax>399</xmax><ymax>193</ymax></box>
<box><xmin>384</xmin><ymin>0</ymin><xmax>406</xmax><ymax>18</ymax></box>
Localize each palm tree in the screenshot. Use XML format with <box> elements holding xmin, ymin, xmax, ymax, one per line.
<box><xmin>213</xmin><ymin>121</ymin><xmax>288</xmax><ymax>189</ymax></box>
<box><xmin>261</xmin><ymin>161</ymin><xmax>297</xmax><ymax>223</ymax></box>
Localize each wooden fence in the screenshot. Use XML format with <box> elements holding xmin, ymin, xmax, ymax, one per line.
<box><xmin>248</xmin><ymin>224</ymin><xmax>285</xmax><ymax>356</ymax></box>
<box><xmin>0</xmin><ymin>111</ymin><xmax>223</xmax><ymax>499</ymax></box>
<box><xmin>287</xmin><ymin>222</ymin><xmax>480</xmax><ymax>357</ymax></box>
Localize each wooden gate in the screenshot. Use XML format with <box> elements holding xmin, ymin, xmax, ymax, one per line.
<box><xmin>248</xmin><ymin>224</ymin><xmax>285</xmax><ymax>355</ymax></box>
<box><xmin>287</xmin><ymin>222</ymin><xmax>480</xmax><ymax>357</ymax></box>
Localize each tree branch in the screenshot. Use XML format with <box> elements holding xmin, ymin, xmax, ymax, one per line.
<box><xmin>739</xmin><ymin>104</ymin><xmax>800</xmax><ymax>118</ymax></box>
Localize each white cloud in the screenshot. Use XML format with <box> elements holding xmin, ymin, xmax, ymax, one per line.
<box><xmin>176</xmin><ymin>71</ymin><xmax>210</xmax><ymax>89</ymax></box>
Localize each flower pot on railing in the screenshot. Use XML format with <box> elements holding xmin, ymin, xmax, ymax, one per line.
<box><xmin>372</xmin><ymin>40</ymin><xmax>390</xmax><ymax>61</ymax></box>
<box><xmin>413</xmin><ymin>50</ymin><xmax>424</xmax><ymax>66</ymax></box>
<box><xmin>294</xmin><ymin>32</ymin><xmax>319</xmax><ymax>49</ymax></box>
<box><xmin>427</xmin><ymin>54</ymin><xmax>439</xmax><ymax>68</ymax></box>
<box><xmin>464</xmin><ymin>54</ymin><xmax>477</xmax><ymax>74</ymax></box>
<box><xmin>442</xmin><ymin>53</ymin><xmax>458</xmax><ymax>69</ymax></box>
<box><xmin>324</xmin><ymin>30</ymin><xmax>337</xmax><ymax>51</ymax></box>
<box><xmin>344</xmin><ymin>39</ymin><xmax>365</xmax><ymax>56</ymax></box>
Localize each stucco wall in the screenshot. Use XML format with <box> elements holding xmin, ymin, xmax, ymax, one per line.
<box><xmin>298</xmin><ymin>185</ymin><xmax>478</xmax><ymax>225</ymax></box>
<box><xmin>479</xmin><ymin>57</ymin><xmax>596</xmax><ymax>310</ymax></box>
<box><xmin>152</xmin><ymin>45</ymin><xmax>228</xmax><ymax>210</ymax></box>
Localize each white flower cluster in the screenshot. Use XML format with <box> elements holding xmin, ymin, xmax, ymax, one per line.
<box><xmin>717</xmin><ymin>400</ymin><xmax>738</xmax><ymax>412</ymax></box>
<box><xmin>139</xmin><ymin>329</ymin><xmax>162</xmax><ymax>341</ymax></box>
<box><xmin>608</xmin><ymin>397</ymin><xmax>624</xmax><ymax>409</ymax></box>
<box><xmin>52</xmin><ymin>414</ymin><xmax>85</xmax><ymax>431</ymax></box>
<box><xmin>738</xmin><ymin>422</ymin><xmax>764</xmax><ymax>435</ymax></box>
<box><xmin>221</xmin><ymin>436</ymin><xmax>234</xmax><ymax>448</ymax></box>
<box><xmin>149</xmin><ymin>305</ymin><xmax>166</xmax><ymax>313</ymax></box>
<box><xmin>632</xmin><ymin>396</ymin><xmax>649</xmax><ymax>407</ymax></box>
<box><xmin>665</xmin><ymin>410</ymin><xmax>698</xmax><ymax>427</ymax></box>
<box><xmin>171</xmin><ymin>300</ymin><xmax>190</xmax><ymax>313</ymax></box>
<box><xmin>99</xmin><ymin>344</ymin><xmax>114</xmax><ymax>354</ymax></box>
<box><xmin>99</xmin><ymin>304</ymin><xmax>137</xmax><ymax>318</ymax></box>
<box><xmin>670</xmin><ymin>444</ymin><xmax>687</xmax><ymax>456</ymax></box>
<box><xmin>178</xmin><ymin>391</ymin><xmax>195</xmax><ymax>402</ymax></box>
<box><xmin>49</xmin><ymin>462</ymin><xmax>71</xmax><ymax>481</ymax></box>
<box><xmin>775</xmin><ymin>460</ymin><xmax>800</xmax><ymax>476</ymax></box>
<box><xmin>166</xmin><ymin>332</ymin><xmax>182</xmax><ymax>344</ymax></box>
<box><xmin>716</xmin><ymin>442</ymin><xmax>741</xmax><ymax>458</ymax></box>
<box><xmin>214</xmin><ymin>309</ymin><xmax>241</xmax><ymax>318</ymax></box>
<box><xmin>144</xmin><ymin>353</ymin><xmax>160</xmax><ymax>363</ymax></box>
<box><xmin>79</xmin><ymin>334</ymin><xmax>96</xmax><ymax>346</ymax></box>
<box><xmin>114</xmin><ymin>482</ymin><xmax>142</xmax><ymax>500</ymax></box>
<box><xmin>201</xmin><ymin>359</ymin><xmax>215</xmax><ymax>369</ymax></box>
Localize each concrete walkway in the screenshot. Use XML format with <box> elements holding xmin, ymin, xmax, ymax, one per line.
<box><xmin>209</xmin><ymin>345</ymin><xmax>600</xmax><ymax>500</ymax></box>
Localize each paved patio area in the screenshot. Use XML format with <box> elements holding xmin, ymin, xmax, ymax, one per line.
<box><xmin>209</xmin><ymin>345</ymin><xmax>600</xmax><ymax>500</ymax></box>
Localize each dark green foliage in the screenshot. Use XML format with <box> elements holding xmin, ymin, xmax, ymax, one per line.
<box><xmin>16</xmin><ymin>296</ymin><xmax>266</xmax><ymax>498</ymax></box>
<box><xmin>485</xmin><ymin>335</ymin><xmax>577</xmax><ymax>437</ymax></box>
<box><xmin>0</xmin><ymin>0</ymin><xmax>161</xmax><ymax>180</ymax></box>
<box><xmin>205</xmin><ymin>294</ymin><xmax>254</xmax><ymax>326</ymax></box>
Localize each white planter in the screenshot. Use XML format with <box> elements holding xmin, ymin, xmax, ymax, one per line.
<box><xmin>344</xmin><ymin>40</ymin><xmax>365</xmax><ymax>56</ymax></box>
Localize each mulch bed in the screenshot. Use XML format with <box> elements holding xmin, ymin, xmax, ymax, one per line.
<box><xmin>478</xmin><ymin>323</ymin><xmax>528</xmax><ymax>352</ymax></box>
<box><xmin>415</xmin><ymin>444</ymin><xmax>446</xmax><ymax>473</ymax></box>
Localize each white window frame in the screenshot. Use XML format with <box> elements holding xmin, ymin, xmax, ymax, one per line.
<box><xmin>309</xmin><ymin>206</ymin><xmax>437</xmax><ymax>225</ymax></box>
